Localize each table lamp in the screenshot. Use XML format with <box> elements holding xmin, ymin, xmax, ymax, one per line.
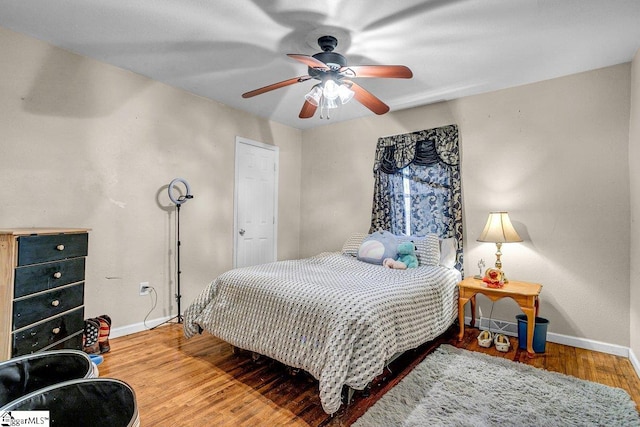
<box><xmin>477</xmin><ymin>211</ymin><xmax>522</xmax><ymax>283</ymax></box>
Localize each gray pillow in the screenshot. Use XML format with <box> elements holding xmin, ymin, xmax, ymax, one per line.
<box><xmin>341</xmin><ymin>233</ymin><xmax>370</xmax><ymax>256</ymax></box>
<box><xmin>396</xmin><ymin>233</ymin><xmax>441</xmax><ymax>266</ymax></box>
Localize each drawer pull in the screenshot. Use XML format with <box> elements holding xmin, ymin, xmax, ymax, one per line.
<box><xmin>52</xmin><ymin>327</ymin><xmax>61</xmax><ymax>335</ymax></box>
<box><xmin>32</xmin><ymin>342</ymin><xmax>39</xmax><ymax>348</ymax></box>
<box><xmin>56</xmin><ymin>244</ymin><xmax>65</xmax><ymax>251</ymax></box>
<box><xmin>51</xmin><ymin>300</ymin><xmax>60</xmax><ymax>307</ymax></box>
<box><xmin>53</xmin><ymin>272</ymin><xmax>62</xmax><ymax>279</ymax></box>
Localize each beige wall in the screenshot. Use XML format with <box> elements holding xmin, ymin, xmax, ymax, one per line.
<box><xmin>630</xmin><ymin>49</ymin><xmax>640</xmax><ymax>358</ymax></box>
<box><xmin>0</xmin><ymin>26</ymin><xmax>302</xmax><ymax>329</ymax></box>
<box><xmin>302</xmin><ymin>64</ymin><xmax>632</xmax><ymax>346</ymax></box>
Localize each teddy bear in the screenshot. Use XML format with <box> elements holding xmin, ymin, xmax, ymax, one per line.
<box><xmin>383</xmin><ymin>241</ymin><xmax>419</xmax><ymax>269</ymax></box>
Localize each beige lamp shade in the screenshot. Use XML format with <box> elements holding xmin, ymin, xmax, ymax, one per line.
<box><xmin>477</xmin><ymin>212</ymin><xmax>522</xmax><ymax>243</ymax></box>
<box><xmin>477</xmin><ymin>211</ymin><xmax>522</xmax><ymax>279</ymax></box>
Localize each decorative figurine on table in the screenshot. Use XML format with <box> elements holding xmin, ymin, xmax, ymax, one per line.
<box><xmin>474</xmin><ymin>258</ymin><xmax>486</xmax><ymax>279</ymax></box>
<box><xmin>482</xmin><ymin>267</ymin><xmax>505</xmax><ymax>288</ymax></box>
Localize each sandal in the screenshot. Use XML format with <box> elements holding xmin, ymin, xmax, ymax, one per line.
<box><xmin>494</xmin><ymin>333</ymin><xmax>510</xmax><ymax>352</ymax></box>
<box><xmin>477</xmin><ymin>330</ymin><xmax>493</xmax><ymax>348</ymax></box>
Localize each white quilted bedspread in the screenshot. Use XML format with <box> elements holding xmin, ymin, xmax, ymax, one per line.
<box><xmin>184</xmin><ymin>252</ymin><xmax>460</xmax><ymax>414</ymax></box>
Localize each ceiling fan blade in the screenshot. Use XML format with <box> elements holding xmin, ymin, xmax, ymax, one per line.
<box><xmin>341</xmin><ymin>65</ymin><xmax>413</xmax><ymax>79</ymax></box>
<box><xmin>287</xmin><ymin>54</ymin><xmax>329</xmax><ymax>70</ymax></box>
<box><xmin>299</xmin><ymin>100</ymin><xmax>317</xmax><ymax>119</ymax></box>
<box><xmin>242</xmin><ymin>75</ymin><xmax>311</xmax><ymax>98</ymax></box>
<box><xmin>345</xmin><ymin>81</ymin><xmax>390</xmax><ymax>115</ymax></box>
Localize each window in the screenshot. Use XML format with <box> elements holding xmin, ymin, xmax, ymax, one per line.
<box><xmin>402</xmin><ymin>168</ymin><xmax>412</xmax><ymax>236</ymax></box>
<box><xmin>388</xmin><ymin>162</ymin><xmax>453</xmax><ymax>237</ymax></box>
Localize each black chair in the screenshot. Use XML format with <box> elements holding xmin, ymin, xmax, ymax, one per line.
<box><xmin>0</xmin><ymin>378</ymin><xmax>140</xmax><ymax>427</ymax></box>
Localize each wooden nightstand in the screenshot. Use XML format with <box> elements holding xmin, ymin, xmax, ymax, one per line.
<box><xmin>457</xmin><ymin>277</ymin><xmax>543</xmax><ymax>356</ymax></box>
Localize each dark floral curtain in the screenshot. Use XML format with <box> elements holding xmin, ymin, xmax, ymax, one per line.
<box><xmin>369</xmin><ymin>124</ymin><xmax>463</xmax><ymax>271</ymax></box>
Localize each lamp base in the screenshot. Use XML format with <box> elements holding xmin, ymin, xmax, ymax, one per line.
<box><xmin>492</xmin><ymin>242</ymin><xmax>510</xmax><ymax>283</ymax></box>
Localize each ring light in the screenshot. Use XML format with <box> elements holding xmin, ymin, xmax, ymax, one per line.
<box><xmin>168</xmin><ymin>178</ymin><xmax>193</xmax><ymax>205</ymax></box>
<box><xmin>156</xmin><ymin>178</ymin><xmax>194</xmax><ymax>327</ymax></box>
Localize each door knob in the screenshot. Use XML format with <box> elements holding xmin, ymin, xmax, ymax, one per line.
<box><xmin>239</xmin><ymin>229</ymin><xmax>246</xmax><ymax>236</ymax></box>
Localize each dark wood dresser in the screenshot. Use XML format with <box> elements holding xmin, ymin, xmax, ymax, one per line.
<box><xmin>0</xmin><ymin>228</ymin><xmax>90</xmax><ymax>361</ymax></box>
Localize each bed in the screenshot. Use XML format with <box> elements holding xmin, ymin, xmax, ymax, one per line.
<box><xmin>183</xmin><ymin>233</ymin><xmax>461</xmax><ymax>414</ymax></box>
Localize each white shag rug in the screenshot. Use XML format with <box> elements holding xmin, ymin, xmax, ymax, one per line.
<box><xmin>353</xmin><ymin>344</ymin><xmax>640</xmax><ymax>427</ymax></box>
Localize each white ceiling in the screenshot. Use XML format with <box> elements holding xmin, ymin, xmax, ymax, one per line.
<box><xmin>1</xmin><ymin>0</ymin><xmax>639</xmax><ymax>130</ymax></box>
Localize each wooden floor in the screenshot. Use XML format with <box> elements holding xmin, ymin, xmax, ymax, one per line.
<box><xmin>99</xmin><ymin>323</ymin><xmax>640</xmax><ymax>426</ymax></box>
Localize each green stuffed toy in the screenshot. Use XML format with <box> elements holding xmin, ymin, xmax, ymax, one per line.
<box><xmin>383</xmin><ymin>241</ymin><xmax>419</xmax><ymax>269</ymax></box>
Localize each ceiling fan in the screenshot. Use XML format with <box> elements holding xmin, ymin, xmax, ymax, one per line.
<box><xmin>242</xmin><ymin>35</ymin><xmax>413</xmax><ymax>119</ymax></box>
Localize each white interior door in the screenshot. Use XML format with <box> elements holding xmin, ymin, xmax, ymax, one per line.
<box><xmin>234</xmin><ymin>137</ymin><xmax>278</xmax><ymax>268</ymax></box>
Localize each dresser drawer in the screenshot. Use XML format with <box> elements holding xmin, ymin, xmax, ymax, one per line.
<box><xmin>14</xmin><ymin>257</ymin><xmax>86</xmax><ymax>298</ymax></box>
<box><xmin>17</xmin><ymin>233</ymin><xmax>88</xmax><ymax>266</ymax></box>
<box><xmin>13</xmin><ymin>283</ymin><xmax>84</xmax><ymax>330</ymax></box>
<box><xmin>47</xmin><ymin>331</ymin><xmax>83</xmax><ymax>353</ymax></box>
<box><xmin>12</xmin><ymin>307</ymin><xmax>84</xmax><ymax>356</ymax></box>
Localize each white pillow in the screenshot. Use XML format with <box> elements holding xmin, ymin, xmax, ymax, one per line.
<box><xmin>439</xmin><ymin>237</ymin><xmax>457</xmax><ymax>269</ymax></box>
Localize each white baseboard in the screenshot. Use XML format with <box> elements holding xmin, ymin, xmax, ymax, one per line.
<box><xmin>109</xmin><ymin>315</ymin><xmax>174</xmax><ymax>339</ymax></box>
<box><xmin>547</xmin><ymin>332</ymin><xmax>630</xmax><ymax>357</ymax></box>
<box><xmin>466</xmin><ymin>316</ymin><xmax>632</xmax><ymax>359</ymax></box>
<box><xmin>630</xmin><ymin>347</ymin><xmax>640</xmax><ymax>379</ymax></box>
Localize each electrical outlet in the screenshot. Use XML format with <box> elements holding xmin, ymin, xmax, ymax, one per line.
<box><xmin>139</xmin><ymin>282</ymin><xmax>150</xmax><ymax>296</ymax></box>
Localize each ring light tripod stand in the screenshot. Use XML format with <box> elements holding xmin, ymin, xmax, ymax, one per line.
<box><xmin>153</xmin><ymin>178</ymin><xmax>193</xmax><ymax>328</ymax></box>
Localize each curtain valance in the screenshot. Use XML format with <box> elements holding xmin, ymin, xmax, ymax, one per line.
<box><xmin>374</xmin><ymin>124</ymin><xmax>459</xmax><ymax>174</ymax></box>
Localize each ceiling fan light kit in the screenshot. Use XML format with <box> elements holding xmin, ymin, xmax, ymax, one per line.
<box><xmin>304</xmin><ymin>85</ymin><xmax>323</xmax><ymax>106</ymax></box>
<box><xmin>337</xmin><ymin>84</ymin><xmax>355</xmax><ymax>104</ymax></box>
<box><xmin>304</xmin><ymin>78</ymin><xmax>355</xmax><ymax>119</ymax></box>
<box><xmin>242</xmin><ymin>35</ymin><xmax>413</xmax><ymax>120</ymax></box>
